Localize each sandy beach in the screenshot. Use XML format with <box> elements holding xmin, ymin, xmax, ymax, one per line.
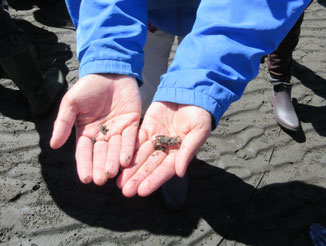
<box><xmin>1</xmin><ymin>1</ymin><xmax>326</xmax><ymax>245</ymax></box>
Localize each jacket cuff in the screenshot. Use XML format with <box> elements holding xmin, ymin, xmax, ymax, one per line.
<box><xmin>79</xmin><ymin>59</ymin><xmax>143</xmax><ymax>85</ymax></box>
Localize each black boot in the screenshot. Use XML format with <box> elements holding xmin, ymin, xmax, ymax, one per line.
<box><xmin>270</xmin><ymin>80</ymin><xmax>299</xmax><ymax>131</ymax></box>
<box><xmin>161</xmin><ymin>173</ymin><xmax>189</xmax><ymax>210</ymax></box>
<box><xmin>0</xmin><ymin>45</ymin><xmax>65</xmax><ymax>116</ymax></box>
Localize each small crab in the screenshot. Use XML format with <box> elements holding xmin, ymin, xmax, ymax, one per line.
<box><xmin>100</xmin><ymin>125</ymin><xmax>108</xmax><ymax>135</ymax></box>
<box><xmin>153</xmin><ymin>135</ymin><xmax>182</xmax><ymax>152</ymax></box>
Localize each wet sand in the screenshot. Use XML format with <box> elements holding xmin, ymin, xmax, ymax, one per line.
<box><xmin>1</xmin><ymin>1</ymin><xmax>326</xmax><ymax>245</ymax></box>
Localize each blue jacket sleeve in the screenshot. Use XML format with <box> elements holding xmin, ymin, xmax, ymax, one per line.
<box><xmin>153</xmin><ymin>0</ymin><xmax>311</xmax><ymax>129</ymax></box>
<box><xmin>65</xmin><ymin>0</ymin><xmax>147</xmax><ymax>81</ymax></box>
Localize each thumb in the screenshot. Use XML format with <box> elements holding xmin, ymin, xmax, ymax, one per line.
<box><xmin>175</xmin><ymin>129</ymin><xmax>210</xmax><ymax>177</ymax></box>
<box><xmin>50</xmin><ymin>98</ymin><xmax>77</xmax><ymax>149</ymax></box>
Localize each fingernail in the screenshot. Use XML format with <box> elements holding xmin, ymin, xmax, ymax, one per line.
<box><xmin>84</xmin><ymin>176</ymin><xmax>92</xmax><ymax>183</ymax></box>
<box><xmin>49</xmin><ymin>136</ymin><xmax>56</xmax><ymax>149</ymax></box>
<box><xmin>122</xmin><ymin>155</ymin><xmax>132</xmax><ymax>165</ymax></box>
<box><xmin>106</xmin><ymin>171</ymin><xmax>113</xmax><ymax>178</ymax></box>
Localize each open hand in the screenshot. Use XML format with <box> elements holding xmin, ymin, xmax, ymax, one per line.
<box><xmin>50</xmin><ymin>74</ymin><xmax>141</xmax><ymax>185</ymax></box>
<box><xmin>117</xmin><ymin>101</ymin><xmax>212</xmax><ymax>197</ymax></box>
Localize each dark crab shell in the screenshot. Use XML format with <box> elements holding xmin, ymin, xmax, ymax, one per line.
<box><xmin>152</xmin><ymin>135</ymin><xmax>182</xmax><ymax>151</ymax></box>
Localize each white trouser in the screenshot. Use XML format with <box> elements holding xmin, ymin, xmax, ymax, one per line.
<box><xmin>140</xmin><ymin>30</ymin><xmax>181</xmax><ymax>116</ymax></box>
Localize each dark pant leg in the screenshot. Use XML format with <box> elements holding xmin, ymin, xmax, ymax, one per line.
<box><xmin>268</xmin><ymin>14</ymin><xmax>304</xmax><ymax>81</ymax></box>
<box><xmin>0</xmin><ymin>1</ymin><xmax>15</xmax><ymax>38</ymax></box>
<box><xmin>0</xmin><ymin>3</ymin><xmax>30</xmax><ymax>58</ymax></box>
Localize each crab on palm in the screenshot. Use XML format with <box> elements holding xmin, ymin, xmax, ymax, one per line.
<box><xmin>152</xmin><ymin>135</ymin><xmax>182</xmax><ymax>151</ymax></box>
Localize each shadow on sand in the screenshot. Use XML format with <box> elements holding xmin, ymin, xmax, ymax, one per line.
<box><xmin>317</xmin><ymin>0</ymin><xmax>326</xmax><ymax>7</ymax></box>
<box><xmin>293</xmin><ymin>61</ymin><xmax>326</xmax><ymax>137</ymax></box>
<box><xmin>7</xmin><ymin>0</ymin><xmax>73</xmax><ymax>29</ymax></box>
<box><xmin>24</xmin><ymin>145</ymin><xmax>326</xmax><ymax>245</ymax></box>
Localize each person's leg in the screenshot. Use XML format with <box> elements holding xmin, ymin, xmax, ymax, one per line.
<box><xmin>0</xmin><ymin>4</ymin><xmax>65</xmax><ymax>116</ymax></box>
<box><xmin>140</xmin><ymin>29</ymin><xmax>175</xmax><ymax>116</ymax></box>
<box><xmin>0</xmin><ymin>1</ymin><xmax>28</xmax><ymax>56</ymax></box>
<box><xmin>268</xmin><ymin>14</ymin><xmax>304</xmax><ymax>80</ymax></box>
<box><xmin>267</xmin><ymin>14</ymin><xmax>304</xmax><ymax>131</ymax></box>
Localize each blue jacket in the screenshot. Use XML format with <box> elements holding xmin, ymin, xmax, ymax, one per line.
<box><xmin>65</xmin><ymin>0</ymin><xmax>310</xmax><ymax>128</ymax></box>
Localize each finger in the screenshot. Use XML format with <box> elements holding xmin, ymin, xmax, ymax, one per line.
<box><xmin>75</xmin><ymin>135</ymin><xmax>93</xmax><ymax>184</ymax></box>
<box><xmin>120</xmin><ymin>124</ymin><xmax>138</xmax><ymax>167</ymax></box>
<box><xmin>105</xmin><ymin>135</ymin><xmax>122</xmax><ymax>178</ymax></box>
<box><xmin>136</xmin><ymin>128</ymin><xmax>148</xmax><ymax>149</ymax></box>
<box><xmin>116</xmin><ymin>140</ymin><xmax>154</xmax><ymax>189</ymax></box>
<box><xmin>92</xmin><ymin>140</ymin><xmax>109</xmax><ymax>185</ymax></box>
<box><xmin>175</xmin><ymin>129</ymin><xmax>210</xmax><ymax>177</ymax></box>
<box><xmin>50</xmin><ymin>98</ymin><xmax>77</xmax><ymax>149</ymax></box>
<box><xmin>137</xmin><ymin>152</ymin><xmax>176</xmax><ymax>197</ymax></box>
<box><xmin>122</xmin><ymin>150</ymin><xmax>167</xmax><ymax>198</ymax></box>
